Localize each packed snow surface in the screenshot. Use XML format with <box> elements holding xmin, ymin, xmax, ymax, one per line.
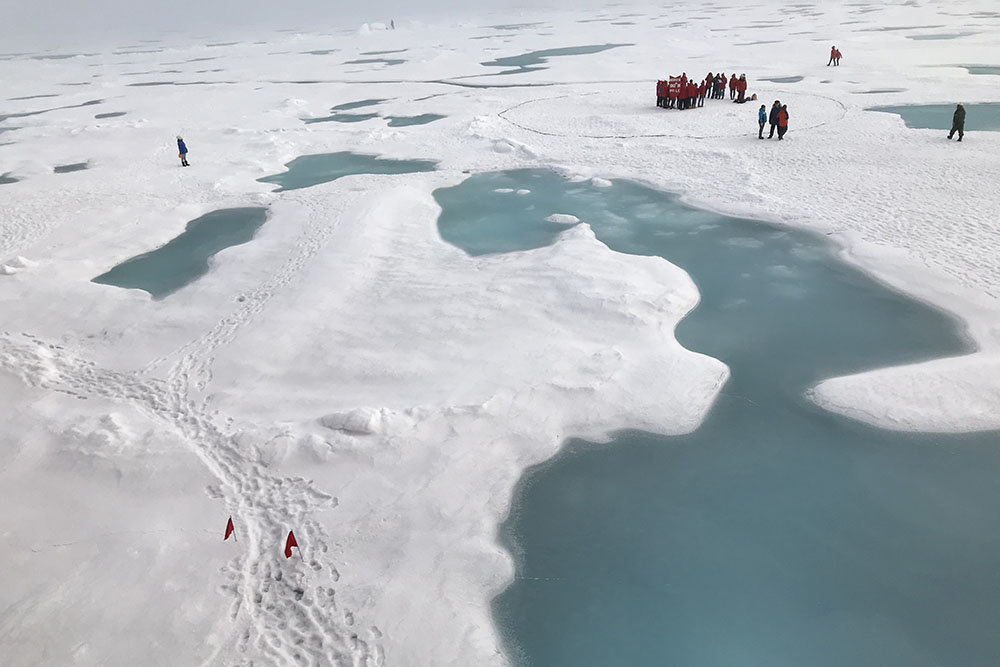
<box><xmin>2</xmin><ymin>0</ymin><xmax>1000</xmax><ymax>665</ymax></box>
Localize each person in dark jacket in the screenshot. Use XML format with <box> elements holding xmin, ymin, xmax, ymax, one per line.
<box><xmin>767</xmin><ymin>100</ymin><xmax>781</xmax><ymax>138</ymax></box>
<box><xmin>758</xmin><ymin>104</ymin><xmax>767</xmax><ymax>139</ymax></box>
<box><xmin>176</xmin><ymin>135</ymin><xmax>189</xmax><ymax>167</ymax></box>
<box><xmin>777</xmin><ymin>105</ymin><xmax>789</xmax><ymax>140</ymax></box>
<box><xmin>948</xmin><ymin>104</ymin><xmax>966</xmax><ymax>141</ymax></box>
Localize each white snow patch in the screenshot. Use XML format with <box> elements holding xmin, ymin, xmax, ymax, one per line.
<box><xmin>591</xmin><ymin>177</ymin><xmax>613</xmax><ymax>188</ymax></box>
<box><xmin>810</xmin><ymin>354</ymin><xmax>1000</xmax><ymax>433</ymax></box>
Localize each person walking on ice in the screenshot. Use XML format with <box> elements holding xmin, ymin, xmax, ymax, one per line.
<box><xmin>177</xmin><ymin>135</ymin><xmax>189</xmax><ymax>167</ymax></box>
<box><xmin>948</xmin><ymin>104</ymin><xmax>965</xmax><ymax>141</ymax></box>
<box><xmin>758</xmin><ymin>104</ymin><xmax>767</xmax><ymax>139</ymax></box>
<box><xmin>828</xmin><ymin>46</ymin><xmax>842</xmax><ymax>66</ymax></box>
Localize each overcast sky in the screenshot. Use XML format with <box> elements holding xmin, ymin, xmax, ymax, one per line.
<box><xmin>0</xmin><ymin>0</ymin><xmax>574</xmax><ymax>50</ymax></box>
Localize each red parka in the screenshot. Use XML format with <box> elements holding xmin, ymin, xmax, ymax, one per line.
<box><xmin>729</xmin><ymin>74</ymin><xmax>738</xmax><ymax>90</ymax></box>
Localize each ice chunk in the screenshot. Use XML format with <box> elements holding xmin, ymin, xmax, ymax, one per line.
<box><xmin>545</xmin><ymin>214</ymin><xmax>580</xmax><ymax>225</ymax></box>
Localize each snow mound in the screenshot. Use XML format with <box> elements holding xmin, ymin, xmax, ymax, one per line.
<box><xmin>10</xmin><ymin>256</ymin><xmax>37</xmax><ymax>268</ymax></box>
<box><xmin>490</xmin><ymin>138</ymin><xmax>536</xmax><ymax>158</ymax></box>
<box><xmin>591</xmin><ymin>177</ymin><xmax>613</xmax><ymax>188</ymax></box>
<box><xmin>320</xmin><ymin>407</ymin><xmax>395</xmax><ymax>435</ymax></box>
<box><xmin>0</xmin><ymin>264</ymin><xmax>17</xmax><ymax>275</ymax></box>
<box><xmin>546</xmin><ymin>214</ymin><xmax>580</xmax><ymax>225</ymax></box>
<box><xmin>359</xmin><ymin>22</ymin><xmax>388</xmax><ymax>35</ymax></box>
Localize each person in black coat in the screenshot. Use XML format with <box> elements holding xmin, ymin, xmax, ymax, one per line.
<box><xmin>767</xmin><ymin>100</ymin><xmax>781</xmax><ymax>139</ymax></box>
<box><xmin>948</xmin><ymin>104</ymin><xmax>966</xmax><ymax>141</ymax></box>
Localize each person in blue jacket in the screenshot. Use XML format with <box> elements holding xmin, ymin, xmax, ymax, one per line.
<box><xmin>758</xmin><ymin>104</ymin><xmax>767</xmax><ymax>139</ymax></box>
<box><xmin>176</xmin><ymin>135</ymin><xmax>189</xmax><ymax>167</ymax></box>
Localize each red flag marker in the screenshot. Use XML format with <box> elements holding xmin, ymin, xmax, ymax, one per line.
<box><xmin>224</xmin><ymin>517</ymin><xmax>235</xmax><ymax>541</ymax></box>
<box><xmin>284</xmin><ymin>530</ymin><xmax>299</xmax><ymax>558</ymax></box>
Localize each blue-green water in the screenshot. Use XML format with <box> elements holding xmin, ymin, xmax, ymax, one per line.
<box><xmin>92</xmin><ymin>208</ymin><xmax>268</xmax><ymax>299</ymax></box>
<box><xmin>481</xmin><ymin>44</ymin><xmax>632</xmax><ymax>74</ymax></box>
<box><xmin>870</xmin><ymin>103</ymin><xmax>1000</xmax><ymax>131</ymax></box>
<box><xmin>386</xmin><ymin>113</ymin><xmax>445</xmax><ymax>127</ymax></box>
<box><xmin>303</xmin><ymin>112</ymin><xmax>379</xmax><ymax>124</ymax></box>
<box><xmin>432</xmin><ymin>170</ymin><xmax>1000</xmax><ymax>667</ymax></box>
<box><xmin>962</xmin><ymin>66</ymin><xmax>1000</xmax><ymax>76</ymax></box>
<box><xmin>331</xmin><ymin>99</ymin><xmax>386</xmax><ymax>111</ymax></box>
<box><xmin>907</xmin><ymin>33</ymin><xmax>976</xmax><ymax>40</ymax></box>
<box><xmin>7</xmin><ymin>93</ymin><xmax>59</xmax><ymax>101</ymax></box>
<box><xmin>54</xmin><ymin>162</ymin><xmax>88</xmax><ymax>173</ymax></box>
<box><xmin>257</xmin><ymin>152</ymin><xmax>437</xmax><ymax>192</ymax></box>
<box><xmin>760</xmin><ymin>76</ymin><xmax>804</xmax><ymax>83</ymax></box>
<box><xmin>344</xmin><ymin>57</ymin><xmax>405</xmax><ymax>66</ymax></box>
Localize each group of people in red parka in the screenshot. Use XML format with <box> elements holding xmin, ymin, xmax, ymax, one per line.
<box><xmin>656</xmin><ymin>72</ymin><xmax>752</xmax><ymax>110</ymax></box>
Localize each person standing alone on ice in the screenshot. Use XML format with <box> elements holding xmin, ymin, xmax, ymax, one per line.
<box><xmin>176</xmin><ymin>135</ymin><xmax>189</xmax><ymax>167</ymax></box>
<box><xmin>948</xmin><ymin>104</ymin><xmax>965</xmax><ymax>141</ymax></box>
<box><xmin>828</xmin><ymin>46</ymin><xmax>842</xmax><ymax>66</ymax></box>
<box><xmin>777</xmin><ymin>105</ymin><xmax>789</xmax><ymax>140</ymax></box>
<box><xmin>758</xmin><ymin>104</ymin><xmax>767</xmax><ymax>139</ymax></box>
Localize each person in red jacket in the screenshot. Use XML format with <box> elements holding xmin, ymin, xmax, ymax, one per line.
<box><xmin>777</xmin><ymin>104</ymin><xmax>789</xmax><ymax>140</ymax></box>
<box><xmin>828</xmin><ymin>46</ymin><xmax>842</xmax><ymax>66</ymax></box>
<box><xmin>729</xmin><ymin>73</ymin><xmax>738</xmax><ymax>100</ymax></box>
<box><xmin>697</xmin><ymin>80</ymin><xmax>707</xmax><ymax>107</ymax></box>
<box><xmin>735</xmin><ymin>74</ymin><xmax>748</xmax><ymax>103</ymax></box>
<box><xmin>687</xmin><ymin>81</ymin><xmax>698</xmax><ymax>109</ymax></box>
<box><xmin>656</xmin><ymin>80</ymin><xmax>665</xmax><ymax>107</ymax></box>
<box><xmin>667</xmin><ymin>76</ymin><xmax>677</xmax><ymax>108</ymax></box>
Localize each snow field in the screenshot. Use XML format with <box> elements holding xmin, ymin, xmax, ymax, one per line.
<box><xmin>2</xmin><ymin>1</ymin><xmax>1000</xmax><ymax>665</ymax></box>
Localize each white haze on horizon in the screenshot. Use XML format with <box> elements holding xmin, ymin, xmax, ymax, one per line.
<box><xmin>0</xmin><ymin>0</ymin><xmax>612</xmax><ymax>51</ymax></box>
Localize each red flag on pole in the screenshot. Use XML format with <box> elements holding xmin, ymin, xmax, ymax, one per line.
<box><xmin>224</xmin><ymin>517</ymin><xmax>235</xmax><ymax>541</ymax></box>
<box><xmin>284</xmin><ymin>530</ymin><xmax>298</xmax><ymax>558</ymax></box>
